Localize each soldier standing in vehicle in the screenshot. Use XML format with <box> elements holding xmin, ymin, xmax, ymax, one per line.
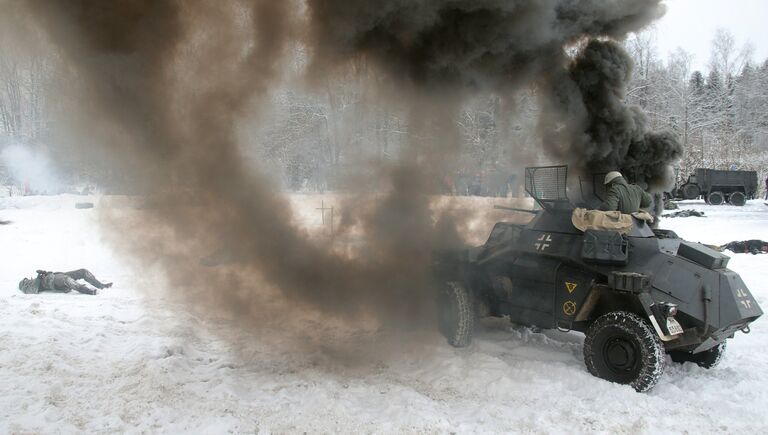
<box><xmin>18</xmin><ymin>269</ymin><xmax>112</xmax><ymax>295</ymax></box>
<box><xmin>599</xmin><ymin>171</ymin><xmax>653</xmax><ymax>214</ymax></box>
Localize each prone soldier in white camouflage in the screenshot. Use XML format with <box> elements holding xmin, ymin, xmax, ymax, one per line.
<box><xmin>19</xmin><ymin>269</ymin><xmax>112</xmax><ymax>295</ymax></box>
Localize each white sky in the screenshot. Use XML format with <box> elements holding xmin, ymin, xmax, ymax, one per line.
<box><xmin>653</xmin><ymin>0</ymin><xmax>768</xmax><ymax>72</ymax></box>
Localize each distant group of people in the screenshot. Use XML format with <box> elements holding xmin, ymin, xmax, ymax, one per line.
<box><xmin>449</xmin><ymin>169</ymin><xmax>519</xmax><ymax>198</ymax></box>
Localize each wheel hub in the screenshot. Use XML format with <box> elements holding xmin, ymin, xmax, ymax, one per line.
<box><xmin>605</xmin><ymin>338</ymin><xmax>637</xmax><ymax>372</ymax></box>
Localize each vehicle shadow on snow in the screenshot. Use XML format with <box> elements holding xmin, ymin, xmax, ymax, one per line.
<box><xmin>471</xmin><ymin>316</ymin><xmax>585</xmax><ymax>363</ymax></box>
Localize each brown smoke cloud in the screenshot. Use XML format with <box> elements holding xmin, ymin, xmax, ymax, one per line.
<box><xmin>19</xmin><ymin>1</ymin><xmax>676</xmax><ymax>341</ymax></box>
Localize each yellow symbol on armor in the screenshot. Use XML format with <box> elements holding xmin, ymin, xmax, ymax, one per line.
<box><xmin>563</xmin><ymin>300</ymin><xmax>577</xmax><ymax>316</ymax></box>
<box><xmin>565</xmin><ymin>282</ymin><xmax>578</xmax><ymax>293</ymax></box>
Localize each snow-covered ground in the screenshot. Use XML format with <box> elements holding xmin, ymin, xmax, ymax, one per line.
<box><xmin>1</xmin><ymin>195</ymin><xmax>767</xmax><ymax>433</ymax></box>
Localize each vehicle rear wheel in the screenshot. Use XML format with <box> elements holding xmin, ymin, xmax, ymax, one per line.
<box><xmin>669</xmin><ymin>342</ymin><xmax>726</xmax><ymax>369</ymax></box>
<box><xmin>681</xmin><ymin>183</ymin><xmax>700</xmax><ymax>200</ymax></box>
<box><xmin>583</xmin><ymin>311</ymin><xmax>665</xmax><ymax>392</ymax></box>
<box><xmin>707</xmin><ymin>191</ymin><xmax>724</xmax><ymax>205</ymax></box>
<box><xmin>729</xmin><ymin>191</ymin><xmax>746</xmax><ymax>206</ymax></box>
<box><xmin>437</xmin><ymin>281</ymin><xmax>474</xmax><ymax>347</ymax></box>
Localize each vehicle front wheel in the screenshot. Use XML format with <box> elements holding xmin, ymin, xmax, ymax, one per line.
<box><xmin>437</xmin><ymin>281</ymin><xmax>474</xmax><ymax>347</ymax></box>
<box><xmin>583</xmin><ymin>311</ymin><xmax>665</xmax><ymax>392</ymax></box>
<box><xmin>681</xmin><ymin>183</ymin><xmax>700</xmax><ymax>200</ymax></box>
<box><xmin>669</xmin><ymin>342</ymin><xmax>726</xmax><ymax>369</ymax></box>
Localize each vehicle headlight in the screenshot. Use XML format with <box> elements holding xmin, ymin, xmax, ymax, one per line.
<box><xmin>664</xmin><ymin>303</ymin><xmax>678</xmax><ymax>317</ymax></box>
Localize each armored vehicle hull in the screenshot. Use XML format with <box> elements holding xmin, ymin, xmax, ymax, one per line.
<box><xmin>436</xmin><ymin>166</ymin><xmax>762</xmax><ymax>391</ymax></box>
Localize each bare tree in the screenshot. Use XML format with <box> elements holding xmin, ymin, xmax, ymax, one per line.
<box><xmin>709</xmin><ymin>28</ymin><xmax>753</xmax><ymax>82</ymax></box>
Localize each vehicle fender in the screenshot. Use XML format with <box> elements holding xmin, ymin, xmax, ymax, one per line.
<box><xmin>636</xmin><ymin>292</ymin><xmax>680</xmax><ymax>342</ymax></box>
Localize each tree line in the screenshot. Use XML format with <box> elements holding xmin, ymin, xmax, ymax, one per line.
<box><xmin>624</xmin><ymin>29</ymin><xmax>768</xmax><ymax>186</ymax></box>
<box><xmin>1</xmin><ymin>27</ymin><xmax>766</xmax><ymax>194</ymax></box>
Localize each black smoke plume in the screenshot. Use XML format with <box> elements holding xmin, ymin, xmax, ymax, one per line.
<box><xmin>19</xmin><ymin>0</ymin><xmax>676</xmax><ymax>335</ymax></box>
<box><xmin>540</xmin><ymin>39</ymin><xmax>682</xmax><ymax>188</ymax></box>
<box><xmin>306</xmin><ymin>0</ymin><xmax>665</xmax><ymax>91</ymax></box>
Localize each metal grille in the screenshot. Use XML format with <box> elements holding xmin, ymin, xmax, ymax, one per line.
<box><xmin>525</xmin><ymin>166</ymin><xmax>568</xmax><ymax>204</ymax></box>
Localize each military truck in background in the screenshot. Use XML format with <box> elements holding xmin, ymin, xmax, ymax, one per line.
<box><xmin>669</xmin><ymin>168</ymin><xmax>758</xmax><ymax>206</ymax></box>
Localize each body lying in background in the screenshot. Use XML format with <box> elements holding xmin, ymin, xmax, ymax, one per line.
<box><xmin>718</xmin><ymin>240</ymin><xmax>768</xmax><ymax>255</ymax></box>
<box><xmin>19</xmin><ymin>269</ymin><xmax>112</xmax><ymax>295</ymax></box>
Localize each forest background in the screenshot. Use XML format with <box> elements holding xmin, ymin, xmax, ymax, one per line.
<box><xmin>1</xmin><ymin>23</ymin><xmax>767</xmax><ymax>196</ymax></box>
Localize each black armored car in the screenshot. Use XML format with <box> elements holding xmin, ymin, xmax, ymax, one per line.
<box><xmin>435</xmin><ymin>165</ymin><xmax>762</xmax><ymax>391</ymax></box>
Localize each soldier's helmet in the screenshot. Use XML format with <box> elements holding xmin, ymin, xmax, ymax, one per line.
<box><xmin>604</xmin><ymin>171</ymin><xmax>623</xmax><ymax>185</ymax></box>
<box><xmin>19</xmin><ymin>277</ymin><xmax>39</xmax><ymax>294</ymax></box>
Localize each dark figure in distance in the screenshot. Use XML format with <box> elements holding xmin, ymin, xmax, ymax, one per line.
<box><xmin>764</xmin><ymin>174</ymin><xmax>768</xmax><ymax>200</ymax></box>
<box><xmin>19</xmin><ymin>269</ymin><xmax>112</xmax><ymax>295</ymax></box>
<box><xmin>599</xmin><ymin>171</ymin><xmax>653</xmax><ymax>214</ymax></box>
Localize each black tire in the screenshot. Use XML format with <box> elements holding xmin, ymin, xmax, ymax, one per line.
<box><xmin>669</xmin><ymin>342</ymin><xmax>726</xmax><ymax>369</ymax></box>
<box><xmin>729</xmin><ymin>191</ymin><xmax>746</xmax><ymax>206</ymax></box>
<box><xmin>707</xmin><ymin>191</ymin><xmax>724</xmax><ymax>205</ymax></box>
<box><xmin>583</xmin><ymin>311</ymin><xmax>665</xmax><ymax>392</ymax></box>
<box><xmin>437</xmin><ymin>281</ymin><xmax>474</xmax><ymax>347</ymax></box>
<box><xmin>681</xmin><ymin>183</ymin><xmax>700</xmax><ymax>200</ymax></box>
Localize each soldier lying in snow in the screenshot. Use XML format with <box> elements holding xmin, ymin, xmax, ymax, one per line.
<box><xmin>719</xmin><ymin>240</ymin><xmax>768</xmax><ymax>255</ymax></box>
<box><xmin>19</xmin><ymin>269</ymin><xmax>112</xmax><ymax>295</ymax></box>
<box><xmin>663</xmin><ymin>209</ymin><xmax>706</xmax><ymax>218</ymax></box>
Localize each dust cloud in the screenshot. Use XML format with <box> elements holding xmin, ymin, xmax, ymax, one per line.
<box><xmin>17</xmin><ymin>1</ymin><xmax>677</xmax><ymax>342</ymax></box>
